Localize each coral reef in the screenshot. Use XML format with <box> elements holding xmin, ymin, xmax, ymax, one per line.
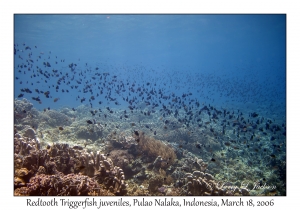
<box><xmin>108</xmin><ymin>149</ymin><xmax>141</xmax><ymax>178</ymax></box>
<box><xmin>14</xmin><ymin>99</ymin><xmax>73</xmax><ymax>130</ymax></box>
<box><xmin>22</xmin><ymin>125</ymin><xmax>38</xmax><ymax>140</ymax></box>
<box><xmin>15</xmin><ymin>173</ymin><xmax>101</xmax><ymax>196</ymax></box>
<box><xmin>14</xmin><ymin>98</ymin><xmax>33</xmax><ymax>116</ymax></box>
<box><xmin>13</xmin><ymin>98</ymin><xmax>285</xmax><ymax>196</ymax></box>
<box><xmin>134</xmin><ymin>131</ymin><xmax>177</xmax><ymax>165</ymax></box>
<box><xmin>44</xmin><ymin>110</ymin><xmax>72</xmax><ymax>127</ymax></box>
<box><xmin>14</xmin><ymin>99</ymin><xmax>40</xmax><ymax>129</ymax></box>
<box><xmin>181</xmin><ymin>170</ymin><xmax>250</xmax><ymax>196</ymax></box>
<box><xmin>148</xmin><ymin>175</ymin><xmax>164</xmax><ymax>194</ymax></box>
<box><xmin>75</xmin><ymin>125</ymin><xmax>103</xmax><ymax>141</ymax></box>
<box><xmin>14</xmin><ymin>133</ymin><xmax>128</xmax><ymax>196</ymax></box>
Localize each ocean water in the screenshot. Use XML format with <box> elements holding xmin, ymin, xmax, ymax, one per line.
<box><xmin>14</xmin><ymin>14</ymin><xmax>286</xmax><ymax>196</ymax></box>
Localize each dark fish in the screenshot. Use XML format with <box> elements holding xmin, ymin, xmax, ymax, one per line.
<box><xmin>53</xmin><ymin>98</ymin><xmax>59</xmax><ymax>102</ymax></box>
<box><xmin>44</xmin><ymin>91</ymin><xmax>50</xmax><ymax>97</ymax></box>
<box><xmin>58</xmin><ymin>126</ymin><xmax>64</xmax><ymax>130</ymax></box>
<box><xmin>251</xmin><ymin>112</ymin><xmax>259</xmax><ymax>118</ymax></box>
<box><xmin>211</xmin><ymin>158</ymin><xmax>216</xmax><ymax>162</ymax></box>
<box><xmin>86</xmin><ymin>120</ymin><xmax>93</xmax><ymax>124</ymax></box>
<box><xmin>18</xmin><ymin>94</ymin><xmax>24</xmax><ymax>98</ymax></box>
<box><xmin>72</xmin><ymin>108</ymin><xmax>76</xmax><ymax>111</ymax></box>
<box><xmin>134</xmin><ymin>130</ymin><xmax>139</xmax><ymax>136</ymax></box>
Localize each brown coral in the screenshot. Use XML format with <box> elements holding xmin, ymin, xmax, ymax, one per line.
<box><xmin>15</xmin><ymin>173</ymin><xmax>100</xmax><ymax>196</ymax></box>
<box><xmin>14</xmin><ymin>133</ymin><xmax>128</xmax><ymax>196</ymax></box>
<box><xmin>148</xmin><ymin>175</ymin><xmax>164</xmax><ymax>194</ymax></box>
<box><xmin>135</xmin><ymin>132</ymin><xmax>176</xmax><ymax>165</ymax></box>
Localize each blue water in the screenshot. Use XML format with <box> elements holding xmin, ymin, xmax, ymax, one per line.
<box><xmin>14</xmin><ymin>14</ymin><xmax>286</xmax><ymax>119</ymax></box>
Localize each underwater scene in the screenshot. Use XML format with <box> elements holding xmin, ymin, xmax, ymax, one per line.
<box><xmin>14</xmin><ymin>15</ymin><xmax>286</xmax><ymax>196</ymax></box>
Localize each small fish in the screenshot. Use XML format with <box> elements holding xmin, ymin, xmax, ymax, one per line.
<box><xmin>224</xmin><ymin>142</ymin><xmax>230</xmax><ymax>146</ymax></box>
<box><xmin>17</xmin><ymin>94</ymin><xmax>24</xmax><ymax>98</ymax></box>
<box><xmin>211</xmin><ymin>158</ymin><xmax>216</xmax><ymax>162</ymax></box>
<box><xmin>134</xmin><ymin>130</ymin><xmax>139</xmax><ymax>136</ymax></box>
<box><xmin>53</xmin><ymin>98</ymin><xmax>60</xmax><ymax>102</ymax></box>
<box><xmin>58</xmin><ymin>126</ymin><xmax>64</xmax><ymax>130</ymax></box>
<box><xmin>86</xmin><ymin>120</ymin><xmax>93</xmax><ymax>124</ymax></box>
